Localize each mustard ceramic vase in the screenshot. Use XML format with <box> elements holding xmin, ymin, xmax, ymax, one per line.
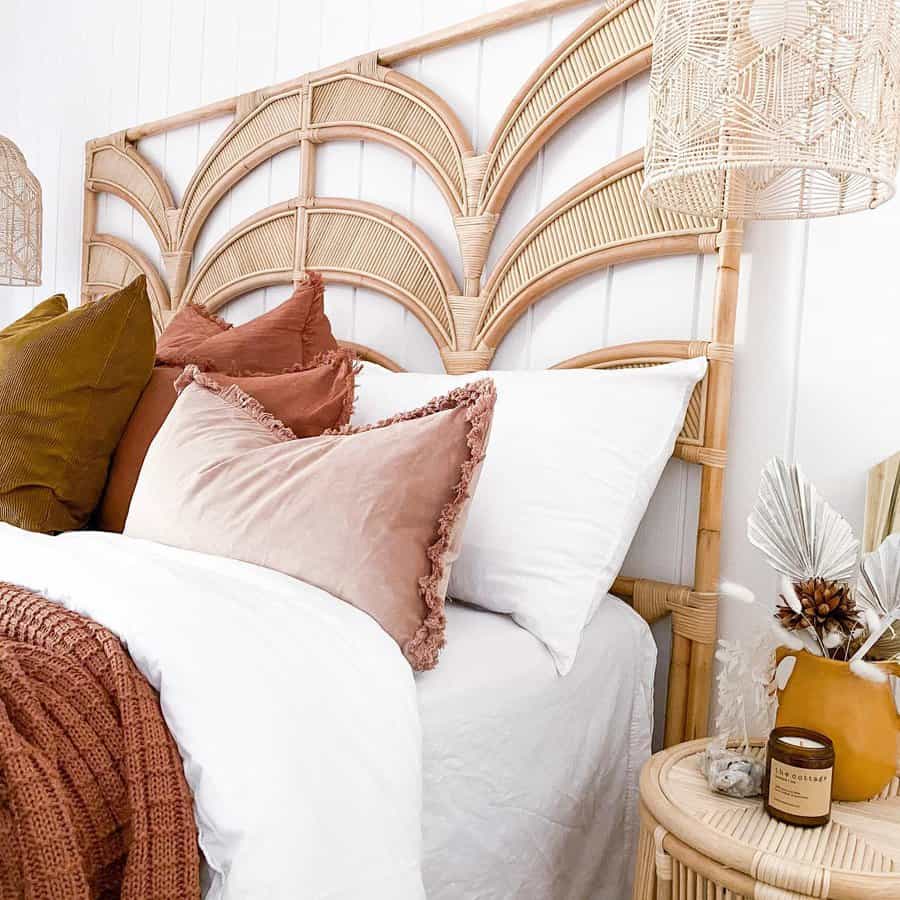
<box><xmin>775</xmin><ymin>648</ymin><xmax>900</xmax><ymax>801</ymax></box>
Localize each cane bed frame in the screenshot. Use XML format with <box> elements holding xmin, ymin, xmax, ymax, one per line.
<box><xmin>80</xmin><ymin>0</ymin><xmax>743</xmax><ymax>747</ymax></box>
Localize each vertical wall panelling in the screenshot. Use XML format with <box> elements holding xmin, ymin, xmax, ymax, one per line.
<box><xmin>2</xmin><ymin>0</ymin><xmax>900</xmax><ymax>731</ymax></box>
<box><xmin>192</xmin><ymin>1</ymin><xmax>241</xmax><ymax>275</ymax></box>
<box><xmin>315</xmin><ymin>0</ymin><xmax>373</xmax><ymax>346</ymax></box>
<box><xmin>355</xmin><ymin>0</ymin><xmax>422</xmax><ymax>364</ymax></box>
<box><xmin>527</xmin><ymin>6</ymin><xmax>620</xmax><ymax>369</ymax></box>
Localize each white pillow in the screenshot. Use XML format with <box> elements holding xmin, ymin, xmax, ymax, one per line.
<box><xmin>353</xmin><ymin>358</ymin><xmax>707</xmax><ymax>674</ymax></box>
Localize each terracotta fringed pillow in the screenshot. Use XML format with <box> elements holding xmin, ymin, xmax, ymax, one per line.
<box><xmin>156</xmin><ymin>273</ymin><xmax>337</xmax><ymax>371</ymax></box>
<box><xmin>124</xmin><ymin>366</ymin><xmax>496</xmax><ymax>670</ymax></box>
<box><xmin>95</xmin><ymin>349</ymin><xmax>357</xmax><ymax>533</ymax></box>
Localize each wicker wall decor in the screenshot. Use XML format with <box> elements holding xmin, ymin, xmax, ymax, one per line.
<box><xmin>0</xmin><ymin>136</ymin><xmax>41</xmax><ymax>286</ymax></box>
<box><xmin>80</xmin><ymin>0</ymin><xmax>746</xmax><ymax>746</ymax></box>
<box><xmin>642</xmin><ymin>0</ymin><xmax>900</xmax><ymax>219</ymax></box>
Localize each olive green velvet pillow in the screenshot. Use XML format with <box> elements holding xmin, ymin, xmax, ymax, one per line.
<box><xmin>0</xmin><ymin>276</ymin><xmax>155</xmax><ymax>533</ymax></box>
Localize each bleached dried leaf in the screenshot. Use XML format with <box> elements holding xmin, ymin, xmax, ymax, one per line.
<box><xmin>748</xmin><ymin>458</ymin><xmax>858</xmax><ymax>583</ymax></box>
<box><xmin>780</xmin><ymin>576</ymin><xmax>803</xmax><ymax>614</ymax></box>
<box><xmin>858</xmin><ymin>534</ymin><xmax>900</xmax><ymax>617</ymax></box>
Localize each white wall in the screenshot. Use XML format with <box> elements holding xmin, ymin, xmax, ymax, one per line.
<box><xmin>3</xmin><ymin>0</ymin><xmax>899</xmax><ymax>735</ymax></box>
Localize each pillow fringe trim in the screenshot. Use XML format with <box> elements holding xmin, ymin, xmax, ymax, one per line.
<box><xmin>182</xmin><ymin>302</ymin><xmax>233</xmax><ymax>331</ymax></box>
<box><xmin>174</xmin><ymin>365</ymin><xmax>299</xmax><ymax>442</ymax></box>
<box><xmin>330</xmin><ymin>378</ymin><xmax>497</xmax><ymax>670</ymax></box>
<box><xmin>155</xmin><ymin>346</ymin><xmax>356</xmax><ymax>379</ymax></box>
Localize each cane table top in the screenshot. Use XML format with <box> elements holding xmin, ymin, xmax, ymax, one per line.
<box><xmin>640</xmin><ymin>739</ymin><xmax>900</xmax><ymax>899</ymax></box>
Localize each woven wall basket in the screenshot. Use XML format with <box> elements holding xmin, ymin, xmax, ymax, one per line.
<box><xmin>642</xmin><ymin>0</ymin><xmax>900</xmax><ymax>220</ymax></box>
<box><xmin>0</xmin><ymin>136</ymin><xmax>41</xmax><ymax>286</ymax></box>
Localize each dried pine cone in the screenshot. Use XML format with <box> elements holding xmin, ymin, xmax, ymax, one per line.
<box><xmin>797</xmin><ymin>578</ymin><xmax>858</xmax><ymax>626</ymax></box>
<box><xmin>776</xmin><ymin>578</ymin><xmax>861</xmax><ymax>632</ymax></box>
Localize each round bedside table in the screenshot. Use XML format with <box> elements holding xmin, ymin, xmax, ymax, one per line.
<box><xmin>633</xmin><ymin>738</ymin><xmax>900</xmax><ymax>899</ymax></box>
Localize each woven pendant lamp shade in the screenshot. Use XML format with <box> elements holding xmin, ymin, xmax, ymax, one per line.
<box><xmin>0</xmin><ymin>136</ymin><xmax>41</xmax><ymax>286</ymax></box>
<box><xmin>642</xmin><ymin>0</ymin><xmax>900</xmax><ymax>220</ymax></box>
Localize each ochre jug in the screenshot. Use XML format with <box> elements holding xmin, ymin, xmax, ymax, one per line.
<box><xmin>775</xmin><ymin>648</ymin><xmax>900</xmax><ymax>801</ymax></box>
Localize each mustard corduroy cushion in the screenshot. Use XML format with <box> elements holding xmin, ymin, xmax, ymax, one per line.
<box><xmin>2</xmin><ymin>293</ymin><xmax>67</xmax><ymax>337</ymax></box>
<box><xmin>0</xmin><ymin>276</ymin><xmax>155</xmax><ymax>533</ymax></box>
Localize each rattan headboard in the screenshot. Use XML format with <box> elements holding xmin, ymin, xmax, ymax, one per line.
<box><xmin>80</xmin><ymin>0</ymin><xmax>743</xmax><ymax>746</ymax></box>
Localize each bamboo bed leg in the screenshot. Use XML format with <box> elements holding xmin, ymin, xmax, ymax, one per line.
<box><xmin>665</xmin><ymin>635</ymin><xmax>691</xmax><ymax>746</ymax></box>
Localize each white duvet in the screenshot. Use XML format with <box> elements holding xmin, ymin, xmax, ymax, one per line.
<box><xmin>0</xmin><ymin>524</ymin><xmax>425</xmax><ymax>900</ymax></box>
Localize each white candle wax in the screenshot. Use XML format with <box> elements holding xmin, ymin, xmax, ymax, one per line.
<box><xmin>779</xmin><ymin>736</ymin><xmax>825</xmax><ymax>749</ymax></box>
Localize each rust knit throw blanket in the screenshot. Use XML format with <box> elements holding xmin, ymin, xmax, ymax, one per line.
<box><xmin>0</xmin><ymin>583</ymin><xmax>200</xmax><ymax>899</ymax></box>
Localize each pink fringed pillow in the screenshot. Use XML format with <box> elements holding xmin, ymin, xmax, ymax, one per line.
<box><xmin>124</xmin><ymin>366</ymin><xmax>496</xmax><ymax>670</ymax></box>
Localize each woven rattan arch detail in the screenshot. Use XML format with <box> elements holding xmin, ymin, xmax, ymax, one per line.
<box><xmin>81</xmin><ymin>0</ymin><xmax>746</xmax><ymax>748</ymax></box>
<box><xmin>83</xmin><ymin>234</ymin><xmax>171</xmax><ymax>333</ymax></box>
<box><xmin>479</xmin><ymin>0</ymin><xmax>655</xmax><ymax>216</ymax></box>
<box><xmin>476</xmin><ymin>150</ymin><xmax>719</xmax><ymax>350</ymax></box>
<box><xmin>308</xmin><ymin>67</ymin><xmax>473</xmax><ymax>215</ymax></box>
<box><xmin>181</xmin><ymin>203</ymin><xmax>297</xmax><ymax>313</ymax></box>
<box><xmin>86</xmin><ymin>136</ymin><xmax>176</xmax><ymax>251</ymax></box>
<box><xmin>178</xmin><ymin>89</ymin><xmax>304</xmax><ymax>253</ymax></box>
<box><xmin>304</xmin><ymin>198</ymin><xmax>459</xmax><ymax>347</ymax></box>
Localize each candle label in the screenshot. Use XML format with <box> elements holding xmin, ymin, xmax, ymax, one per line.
<box><xmin>768</xmin><ymin>759</ymin><xmax>832</xmax><ymax>817</ymax></box>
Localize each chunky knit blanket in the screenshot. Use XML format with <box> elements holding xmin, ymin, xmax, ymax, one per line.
<box><xmin>0</xmin><ymin>583</ymin><xmax>199</xmax><ymax>899</ymax></box>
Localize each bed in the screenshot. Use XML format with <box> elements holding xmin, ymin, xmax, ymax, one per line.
<box><xmin>5</xmin><ymin>0</ymin><xmax>746</xmax><ymax>897</ymax></box>
<box><xmin>420</xmin><ymin>601</ymin><xmax>655</xmax><ymax>899</ymax></box>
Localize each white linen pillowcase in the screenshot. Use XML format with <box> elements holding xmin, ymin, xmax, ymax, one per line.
<box><xmin>352</xmin><ymin>358</ymin><xmax>707</xmax><ymax>675</ymax></box>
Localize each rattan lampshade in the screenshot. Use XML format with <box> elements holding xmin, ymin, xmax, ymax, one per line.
<box><xmin>0</xmin><ymin>136</ymin><xmax>41</xmax><ymax>286</ymax></box>
<box><xmin>642</xmin><ymin>0</ymin><xmax>900</xmax><ymax>220</ymax></box>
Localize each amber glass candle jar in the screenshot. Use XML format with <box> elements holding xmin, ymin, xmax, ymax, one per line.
<box><xmin>765</xmin><ymin>726</ymin><xmax>834</xmax><ymax>827</ymax></box>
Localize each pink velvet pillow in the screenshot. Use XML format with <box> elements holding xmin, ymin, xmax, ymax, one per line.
<box><xmin>124</xmin><ymin>366</ymin><xmax>496</xmax><ymax>670</ymax></box>
<box><xmin>95</xmin><ymin>350</ymin><xmax>358</xmax><ymax>534</ymax></box>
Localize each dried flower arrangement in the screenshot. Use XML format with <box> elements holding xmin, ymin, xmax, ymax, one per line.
<box><xmin>704</xmin><ymin>459</ymin><xmax>900</xmax><ymax>798</ymax></box>
<box><xmin>704</xmin><ymin>458</ymin><xmax>900</xmax><ymax>798</ymax></box>
<box><xmin>747</xmin><ymin>458</ymin><xmax>900</xmax><ymax>680</ymax></box>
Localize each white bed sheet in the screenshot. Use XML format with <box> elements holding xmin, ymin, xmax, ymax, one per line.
<box><xmin>418</xmin><ymin>596</ymin><xmax>656</xmax><ymax>900</ymax></box>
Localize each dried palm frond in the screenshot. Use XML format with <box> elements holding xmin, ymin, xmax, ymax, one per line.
<box><xmin>748</xmin><ymin>458</ymin><xmax>859</xmax><ymax>584</ymax></box>
<box><xmin>858</xmin><ymin>534</ymin><xmax>900</xmax><ymax>616</ymax></box>
<box><xmin>856</xmin><ymin>534</ymin><xmax>900</xmax><ymax>660</ymax></box>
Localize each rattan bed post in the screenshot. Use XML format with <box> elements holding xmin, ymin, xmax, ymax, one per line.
<box><xmin>664</xmin><ymin>218</ymin><xmax>742</xmax><ymax>747</ymax></box>
<box><xmin>296</xmin><ymin>82</ymin><xmax>315</xmax><ymax>281</ymax></box>
<box><xmin>81</xmin><ymin>161</ymin><xmax>97</xmax><ymax>306</ymax></box>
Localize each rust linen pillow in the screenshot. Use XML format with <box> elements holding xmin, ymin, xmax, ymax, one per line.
<box><xmin>95</xmin><ymin>350</ymin><xmax>358</xmax><ymax>533</ymax></box>
<box><xmin>153</xmin><ymin>302</ymin><xmax>228</xmax><ymax>360</ymax></box>
<box><xmin>156</xmin><ymin>273</ymin><xmax>337</xmax><ymax>371</ymax></box>
<box><xmin>124</xmin><ymin>366</ymin><xmax>496</xmax><ymax>670</ymax></box>
<box><xmin>0</xmin><ymin>277</ymin><xmax>155</xmax><ymax>533</ymax></box>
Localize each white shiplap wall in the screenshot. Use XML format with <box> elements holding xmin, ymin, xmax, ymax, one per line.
<box><xmin>3</xmin><ymin>0</ymin><xmax>900</xmax><ymax>737</ymax></box>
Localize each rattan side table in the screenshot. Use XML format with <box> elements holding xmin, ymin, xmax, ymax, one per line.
<box><xmin>633</xmin><ymin>738</ymin><xmax>900</xmax><ymax>899</ymax></box>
